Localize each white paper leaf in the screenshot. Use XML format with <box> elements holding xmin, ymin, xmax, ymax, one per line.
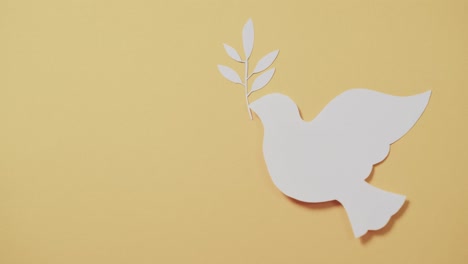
<box><xmin>218</xmin><ymin>65</ymin><xmax>242</xmax><ymax>84</ymax></box>
<box><xmin>251</xmin><ymin>68</ymin><xmax>275</xmax><ymax>92</ymax></box>
<box><xmin>242</xmin><ymin>19</ymin><xmax>254</xmax><ymax>59</ymax></box>
<box><xmin>253</xmin><ymin>50</ymin><xmax>279</xmax><ymax>73</ymax></box>
<box><xmin>223</xmin><ymin>44</ymin><xmax>242</xmax><ymax>62</ymax></box>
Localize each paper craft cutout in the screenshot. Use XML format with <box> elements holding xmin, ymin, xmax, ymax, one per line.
<box><xmin>250</xmin><ymin>90</ymin><xmax>430</xmax><ymax>237</ymax></box>
<box><xmin>218</xmin><ymin>19</ymin><xmax>279</xmax><ymax>119</ymax></box>
<box><xmin>218</xmin><ymin>19</ymin><xmax>431</xmax><ymax>238</ymax></box>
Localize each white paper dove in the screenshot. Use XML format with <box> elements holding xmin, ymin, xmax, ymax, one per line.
<box><xmin>249</xmin><ymin>89</ymin><xmax>431</xmax><ymax>237</ymax></box>
<box><xmin>218</xmin><ymin>19</ymin><xmax>431</xmax><ymax>238</ymax></box>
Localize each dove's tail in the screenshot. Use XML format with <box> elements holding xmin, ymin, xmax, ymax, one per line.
<box><xmin>337</xmin><ymin>182</ymin><xmax>406</xmax><ymax>238</ymax></box>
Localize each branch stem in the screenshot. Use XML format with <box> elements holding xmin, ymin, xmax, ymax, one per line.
<box><xmin>244</xmin><ymin>59</ymin><xmax>252</xmax><ymax>119</ymax></box>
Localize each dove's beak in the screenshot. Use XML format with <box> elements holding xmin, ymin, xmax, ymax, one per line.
<box><xmin>248</xmin><ymin>100</ymin><xmax>259</xmax><ymax>114</ymax></box>
<box><xmin>249</xmin><ymin>97</ymin><xmax>269</xmax><ymax>120</ymax></box>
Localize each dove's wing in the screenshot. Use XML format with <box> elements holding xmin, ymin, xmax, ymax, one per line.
<box><xmin>310</xmin><ymin>89</ymin><xmax>431</xmax><ymax>178</ymax></box>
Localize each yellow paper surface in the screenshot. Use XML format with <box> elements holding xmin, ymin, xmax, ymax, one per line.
<box><xmin>0</xmin><ymin>0</ymin><xmax>467</xmax><ymax>263</ymax></box>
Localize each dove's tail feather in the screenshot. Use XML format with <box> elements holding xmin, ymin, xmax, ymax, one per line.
<box><xmin>337</xmin><ymin>182</ymin><xmax>406</xmax><ymax>238</ymax></box>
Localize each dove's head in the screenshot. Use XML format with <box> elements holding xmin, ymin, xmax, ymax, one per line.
<box><xmin>249</xmin><ymin>93</ymin><xmax>301</xmax><ymax>126</ymax></box>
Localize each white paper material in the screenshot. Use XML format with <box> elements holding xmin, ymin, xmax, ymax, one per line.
<box><xmin>242</xmin><ymin>19</ymin><xmax>254</xmax><ymax>59</ymax></box>
<box><xmin>218</xmin><ymin>65</ymin><xmax>242</xmax><ymax>84</ymax></box>
<box><xmin>218</xmin><ymin>18</ymin><xmax>279</xmax><ymax>119</ymax></box>
<box><xmin>217</xmin><ymin>19</ymin><xmax>431</xmax><ymax>238</ymax></box>
<box><xmin>251</xmin><ymin>68</ymin><xmax>275</xmax><ymax>92</ymax></box>
<box><xmin>249</xmin><ymin>89</ymin><xmax>431</xmax><ymax>237</ymax></box>
<box><xmin>253</xmin><ymin>50</ymin><xmax>279</xmax><ymax>73</ymax></box>
<box><xmin>223</xmin><ymin>44</ymin><xmax>242</xmax><ymax>62</ymax></box>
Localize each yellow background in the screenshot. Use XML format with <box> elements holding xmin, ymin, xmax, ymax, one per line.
<box><xmin>1</xmin><ymin>0</ymin><xmax>467</xmax><ymax>263</ymax></box>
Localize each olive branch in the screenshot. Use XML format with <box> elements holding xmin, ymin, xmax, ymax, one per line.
<box><xmin>218</xmin><ymin>19</ymin><xmax>279</xmax><ymax>119</ymax></box>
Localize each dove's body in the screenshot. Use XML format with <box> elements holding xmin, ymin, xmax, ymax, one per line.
<box><xmin>250</xmin><ymin>89</ymin><xmax>431</xmax><ymax>237</ymax></box>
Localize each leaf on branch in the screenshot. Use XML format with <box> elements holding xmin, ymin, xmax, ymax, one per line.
<box><xmin>218</xmin><ymin>65</ymin><xmax>243</xmax><ymax>84</ymax></box>
<box><xmin>251</xmin><ymin>68</ymin><xmax>275</xmax><ymax>92</ymax></box>
<box><xmin>242</xmin><ymin>19</ymin><xmax>254</xmax><ymax>60</ymax></box>
<box><xmin>253</xmin><ymin>50</ymin><xmax>279</xmax><ymax>73</ymax></box>
<box><xmin>223</xmin><ymin>44</ymin><xmax>242</xmax><ymax>62</ymax></box>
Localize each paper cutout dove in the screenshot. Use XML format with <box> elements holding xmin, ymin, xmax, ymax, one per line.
<box><xmin>249</xmin><ymin>89</ymin><xmax>431</xmax><ymax>237</ymax></box>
